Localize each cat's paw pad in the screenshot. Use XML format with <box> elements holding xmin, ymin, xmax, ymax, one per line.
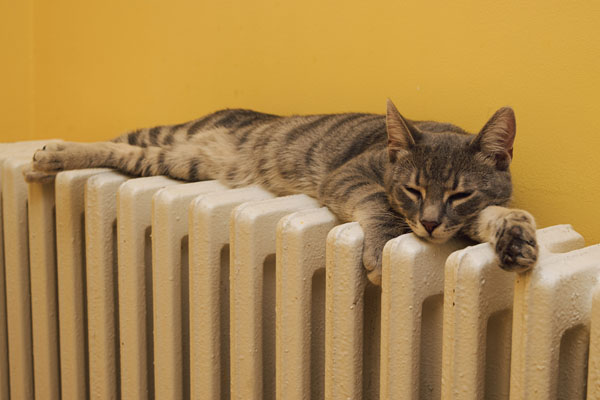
<box><xmin>362</xmin><ymin>244</ymin><xmax>383</xmax><ymax>286</ymax></box>
<box><xmin>495</xmin><ymin>211</ymin><xmax>538</xmax><ymax>272</ymax></box>
<box><xmin>32</xmin><ymin>142</ymin><xmax>70</xmax><ymax>171</ymax></box>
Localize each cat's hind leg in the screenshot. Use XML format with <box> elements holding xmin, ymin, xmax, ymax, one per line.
<box><xmin>31</xmin><ymin>141</ymin><xmax>188</xmax><ymax>180</ymax></box>
<box><xmin>31</xmin><ymin>141</ymin><xmax>161</xmax><ymax>174</ymax></box>
<box><xmin>22</xmin><ymin>162</ymin><xmax>58</xmax><ymax>183</ymax></box>
<box><xmin>31</xmin><ymin>131</ymin><xmax>240</xmax><ymax>182</ymax></box>
<box><xmin>25</xmin><ymin>141</ymin><xmax>107</xmax><ymax>182</ymax></box>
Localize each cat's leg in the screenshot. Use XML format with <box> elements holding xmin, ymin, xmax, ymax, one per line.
<box><xmin>319</xmin><ymin>173</ymin><xmax>408</xmax><ymax>286</ymax></box>
<box><xmin>30</xmin><ymin>141</ymin><xmax>198</xmax><ymax>181</ymax></box>
<box><xmin>467</xmin><ymin>205</ymin><xmax>538</xmax><ymax>272</ymax></box>
<box><xmin>353</xmin><ymin>203</ymin><xmax>409</xmax><ymax>285</ymax></box>
<box><xmin>29</xmin><ymin>141</ymin><xmax>171</xmax><ymax>176</ymax></box>
<box><xmin>22</xmin><ymin>162</ymin><xmax>58</xmax><ymax>183</ymax></box>
<box><xmin>30</xmin><ymin>128</ymin><xmax>239</xmax><ymax>182</ymax></box>
<box><xmin>26</xmin><ymin>141</ymin><xmax>118</xmax><ymax>182</ymax></box>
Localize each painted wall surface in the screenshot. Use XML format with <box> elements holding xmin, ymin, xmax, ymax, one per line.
<box><xmin>0</xmin><ymin>0</ymin><xmax>34</xmax><ymax>140</ymax></box>
<box><xmin>1</xmin><ymin>0</ymin><xmax>599</xmax><ymax>243</ymax></box>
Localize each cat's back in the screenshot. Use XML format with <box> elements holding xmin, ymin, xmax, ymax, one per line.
<box><xmin>227</xmin><ymin>110</ymin><xmax>388</xmax><ymax>167</ymax></box>
<box><xmin>210</xmin><ymin>108</ymin><xmax>467</xmax><ymax>146</ymax></box>
<box><xmin>234</xmin><ymin>110</ymin><xmax>385</xmax><ymax>145</ymax></box>
<box><xmin>246</xmin><ymin>111</ymin><xmax>387</xmax><ymax>166</ymax></box>
<box><xmin>220</xmin><ymin>110</ymin><xmax>387</xmax><ymax>194</ymax></box>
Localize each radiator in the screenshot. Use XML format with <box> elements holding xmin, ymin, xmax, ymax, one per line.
<box><xmin>0</xmin><ymin>142</ymin><xmax>599</xmax><ymax>400</ymax></box>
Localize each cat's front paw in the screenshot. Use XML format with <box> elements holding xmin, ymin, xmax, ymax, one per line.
<box><xmin>495</xmin><ymin>210</ymin><xmax>538</xmax><ymax>272</ymax></box>
<box><xmin>362</xmin><ymin>235</ymin><xmax>387</xmax><ymax>286</ymax></box>
<box><xmin>22</xmin><ymin>162</ymin><xmax>57</xmax><ymax>183</ymax></box>
<box><xmin>32</xmin><ymin>142</ymin><xmax>72</xmax><ymax>172</ymax></box>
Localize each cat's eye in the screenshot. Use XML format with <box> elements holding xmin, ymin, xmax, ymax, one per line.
<box><xmin>404</xmin><ymin>186</ymin><xmax>422</xmax><ymax>199</ymax></box>
<box><xmin>447</xmin><ymin>191</ymin><xmax>473</xmax><ymax>203</ymax></box>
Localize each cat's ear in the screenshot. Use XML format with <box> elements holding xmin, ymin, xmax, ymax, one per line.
<box><xmin>386</xmin><ymin>99</ymin><xmax>417</xmax><ymax>162</ymax></box>
<box><xmin>472</xmin><ymin>107</ymin><xmax>516</xmax><ymax>170</ymax></box>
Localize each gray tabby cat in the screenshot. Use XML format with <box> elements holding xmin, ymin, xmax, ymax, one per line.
<box><xmin>26</xmin><ymin>100</ymin><xmax>538</xmax><ymax>285</ymax></box>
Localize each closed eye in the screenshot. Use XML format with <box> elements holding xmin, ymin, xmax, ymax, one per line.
<box><xmin>403</xmin><ymin>186</ymin><xmax>422</xmax><ymax>199</ymax></box>
<box><xmin>447</xmin><ymin>191</ymin><xmax>473</xmax><ymax>203</ymax></box>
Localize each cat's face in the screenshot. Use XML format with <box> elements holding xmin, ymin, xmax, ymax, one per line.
<box><xmin>384</xmin><ymin>101</ymin><xmax>515</xmax><ymax>243</ymax></box>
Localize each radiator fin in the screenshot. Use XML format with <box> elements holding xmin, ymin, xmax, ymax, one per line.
<box><xmin>380</xmin><ymin>234</ymin><xmax>464</xmax><ymax>400</ymax></box>
<box><xmin>229</xmin><ymin>194</ymin><xmax>320</xmax><ymax>400</ymax></box>
<box><xmin>275</xmin><ymin>207</ymin><xmax>338</xmax><ymax>400</ymax></box>
<box><xmin>152</xmin><ymin>181</ymin><xmax>227</xmax><ymax>399</ymax></box>
<box><xmin>510</xmin><ymin>243</ymin><xmax>600</xmax><ymax>398</ymax></box>
<box><xmin>85</xmin><ymin>171</ymin><xmax>129</xmax><ymax>400</ymax></box>
<box><xmin>117</xmin><ymin>176</ymin><xmax>179</xmax><ymax>400</ymax></box>
<box><xmin>3</xmin><ymin>157</ymin><xmax>36</xmax><ymax>400</ymax></box>
<box><xmin>27</xmin><ymin>178</ymin><xmax>59</xmax><ymax>400</ymax></box>
<box><xmin>188</xmin><ymin>186</ymin><xmax>273</xmax><ymax>400</ymax></box>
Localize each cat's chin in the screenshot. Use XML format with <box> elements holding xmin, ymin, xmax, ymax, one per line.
<box><xmin>412</xmin><ymin>230</ymin><xmax>453</xmax><ymax>244</ymax></box>
<box><xmin>422</xmin><ymin>235</ymin><xmax>450</xmax><ymax>244</ymax></box>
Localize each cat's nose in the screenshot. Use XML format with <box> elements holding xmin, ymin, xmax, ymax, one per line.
<box><xmin>420</xmin><ymin>220</ymin><xmax>440</xmax><ymax>234</ymax></box>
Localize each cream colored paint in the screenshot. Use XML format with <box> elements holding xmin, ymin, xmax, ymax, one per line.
<box><xmin>0</xmin><ymin>139</ymin><xmax>599</xmax><ymax>398</ymax></box>
<box><xmin>510</xmin><ymin>243</ymin><xmax>600</xmax><ymax>399</ymax></box>
<box><xmin>442</xmin><ymin>225</ymin><xmax>585</xmax><ymax>399</ymax></box>
<box><xmin>276</xmin><ymin>207</ymin><xmax>338</xmax><ymax>400</ymax></box>
<box><xmin>55</xmin><ymin>169</ymin><xmax>111</xmax><ymax>400</ymax></box>
<box><xmin>151</xmin><ymin>181</ymin><xmax>227</xmax><ymax>399</ymax></box>
<box><xmin>188</xmin><ymin>187</ymin><xmax>273</xmax><ymax>400</ymax></box>
<box><xmin>589</xmin><ymin>284</ymin><xmax>600</xmax><ymax>398</ymax></box>
<box><xmin>117</xmin><ymin>176</ymin><xmax>179</xmax><ymax>400</ymax></box>
<box><xmin>380</xmin><ymin>234</ymin><xmax>464</xmax><ymax>399</ymax></box>
<box><xmin>0</xmin><ymin>161</ymin><xmax>7</xmax><ymax>400</ymax></box>
<box><xmin>84</xmin><ymin>172</ymin><xmax>129</xmax><ymax>400</ymax></box>
<box><xmin>27</xmin><ymin>179</ymin><xmax>60</xmax><ymax>400</ymax></box>
<box><xmin>2</xmin><ymin>156</ymin><xmax>37</xmax><ymax>400</ymax></box>
<box><xmin>0</xmin><ymin>142</ymin><xmax>58</xmax><ymax>400</ymax></box>
<box><xmin>324</xmin><ymin>222</ymin><xmax>368</xmax><ymax>400</ymax></box>
<box><xmin>229</xmin><ymin>195</ymin><xmax>320</xmax><ymax>400</ymax></box>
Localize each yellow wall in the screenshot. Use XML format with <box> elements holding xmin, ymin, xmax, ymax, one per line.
<box><xmin>0</xmin><ymin>0</ymin><xmax>34</xmax><ymax>140</ymax></box>
<box><xmin>2</xmin><ymin>0</ymin><xmax>599</xmax><ymax>244</ymax></box>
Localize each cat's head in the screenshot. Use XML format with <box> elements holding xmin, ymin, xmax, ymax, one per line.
<box><xmin>383</xmin><ymin>100</ymin><xmax>515</xmax><ymax>243</ymax></box>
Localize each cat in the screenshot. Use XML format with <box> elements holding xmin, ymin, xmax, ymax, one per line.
<box><xmin>25</xmin><ymin>99</ymin><xmax>538</xmax><ymax>285</ymax></box>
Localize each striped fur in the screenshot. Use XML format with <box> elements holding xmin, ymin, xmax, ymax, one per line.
<box><xmin>27</xmin><ymin>100</ymin><xmax>538</xmax><ymax>284</ymax></box>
